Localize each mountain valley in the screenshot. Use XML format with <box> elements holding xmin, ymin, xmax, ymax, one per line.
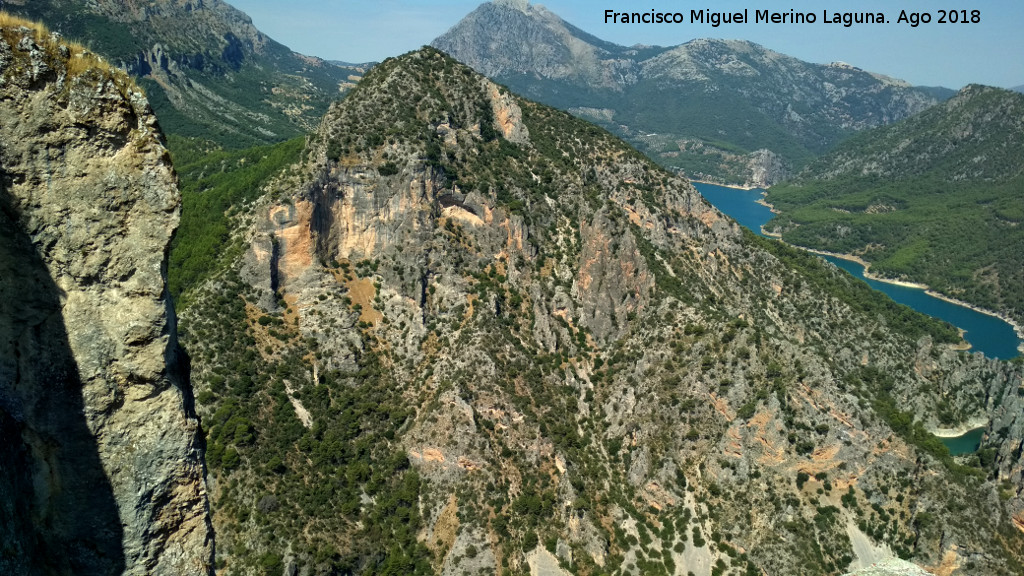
<box><xmin>0</xmin><ymin>2</ymin><xmax>1023</xmax><ymax>576</ymax></box>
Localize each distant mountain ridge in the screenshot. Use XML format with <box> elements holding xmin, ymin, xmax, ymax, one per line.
<box><xmin>4</xmin><ymin>0</ymin><xmax>364</xmax><ymax>147</ymax></box>
<box><xmin>433</xmin><ymin>0</ymin><xmax>952</xmax><ymax>186</ymax></box>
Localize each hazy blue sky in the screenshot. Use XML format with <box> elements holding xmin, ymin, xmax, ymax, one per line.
<box><xmin>228</xmin><ymin>0</ymin><xmax>1024</xmax><ymax>89</ymax></box>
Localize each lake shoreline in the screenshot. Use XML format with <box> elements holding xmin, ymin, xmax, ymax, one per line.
<box><xmin>690</xmin><ymin>179</ymin><xmax>758</xmax><ymax>191</ymax></box>
<box><xmin>750</xmin><ymin>189</ymin><xmax>1024</xmax><ymax>355</ymax></box>
<box><xmin>754</xmin><ymin>197</ymin><xmax>781</xmax><ymax>214</ymax></box>
<box><xmin>800</xmin><ymin>248</ymin><xmax>1024</xmax><ymax>354</ymax></box>
<box><xmin>923</xmin><ymin>290</ymin><xmax>1024</xmax><ymax>353</ymax></box>
<box><xmin>799</xmin><ymin>248</ymin><xmax>929</xmax><ymax>289</ymax></box>
<box><xmin>930</xmin><ymin>420</ymin><xmax>988</xmax><ymax>439</ymax></box>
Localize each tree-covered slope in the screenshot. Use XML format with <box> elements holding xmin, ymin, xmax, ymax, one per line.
<box><xmin>166</xmin><ymin>135</ymin><xmax>306</xmax><ymax>301</ymax></box>
<box><xmin>4</xmin><ymin>0</ymin><xmax>366</xmax><ymax>147</ymax></box>
<box><xmin>176</xmin><ymin>48</ymin><xmax>1024</xmax><ymax>576</ymax></box>
<box><xmin>432</xmin><ymin>0</ymin><xmax>949</xmax><ymax>187</ymax></box>
<box><xmin>766</xmin><ymin>85</ymin><xmax>1024</xmax><ymax>326</ymax></box>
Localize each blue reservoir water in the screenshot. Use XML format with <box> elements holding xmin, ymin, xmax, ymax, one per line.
<box><xmin>819</xmin><ymin>256</ymin><xmax>1021</xmax><ymax>359</ymax></box>
<box><xmin>693</xmin><ymin>183</ymin><xmax>774</xmax><ymax>237</ymax></box>
<box><xmin>940</xmin><ymin>427</ymin><xmax>986</xmax><ymax>456</ymax></box>
<box><xmin>694</xmin><ymin>183</ymin><xmax>1023</xmax><ymax>360</ymax></box>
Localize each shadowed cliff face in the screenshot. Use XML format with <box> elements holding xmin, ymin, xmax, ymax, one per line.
<box><xmin>0</xmin><ymin>179</ymin><xmax>126</xmax><ymax>575</ymax></box>
<box><xmin>0</xmin><ymin>23</ymin><xmax>212</xmax><ymax>575</ymax></box>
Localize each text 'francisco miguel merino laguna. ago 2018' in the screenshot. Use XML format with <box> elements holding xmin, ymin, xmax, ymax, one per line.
<box><xmin>602</xmin><ymin>9</ymin><xmax>979</xmax><ymax>28</ymax></box>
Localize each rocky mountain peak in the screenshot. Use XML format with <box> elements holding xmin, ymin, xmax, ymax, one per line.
<box><xmin>492</xmin><ymin>0</ymin><xmax>531</xmax><ymax>12</ymax></box>
<box><xmin>433</xmin><ymin>0</ymin><xmax>626</xmax><ymax>86</ymax></box>
<box><xmin>955</xmin><ymin>82</ymin><xmax>1000</xmax><ymax>99</ymax></box>
<box><xmin>177</xmin><ymin>47</ymin><xmax>1024</xmax><ymax>575</ymax></box>
<box><xmin>433</xmin><ymin>2</ymin><xmax>949</xmax><ymax>185</ymax></box>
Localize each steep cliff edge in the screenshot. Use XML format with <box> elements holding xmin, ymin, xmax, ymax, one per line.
<box><xmin>0</xmin><ymin>19</ymin><xmax>212</xmax><ymax>575</ymax></box>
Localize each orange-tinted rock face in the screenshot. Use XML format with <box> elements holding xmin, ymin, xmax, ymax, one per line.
<box><xmin>269</xmin><ymin>201</ymin><xmax>316</xmax><ymax>288</ymax></box>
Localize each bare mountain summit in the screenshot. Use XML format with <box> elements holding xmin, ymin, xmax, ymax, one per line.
<box><xmin>433</xmin><ymin>0</ymin><xmax>952</xmax><ymax>186</ymax></box>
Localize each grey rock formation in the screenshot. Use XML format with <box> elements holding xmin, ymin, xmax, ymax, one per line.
<box><xmin>0</xmin><ymin>25</ymin><xmax>212</xmax><ymax>576</ymax></box>
<box><xmin>745</xmin><ymin>149</ymin><xmax>790</xmax><ymax>188</ymax></box>
<box><xmin>986</xmin><ymin>369</ymin><xmax>1024</xmax><ymax>532</ymax></box>
<box><xmin>844</xmin><ymin>559</ymin><xmax>933</xmax><ymax>575</ymax></box>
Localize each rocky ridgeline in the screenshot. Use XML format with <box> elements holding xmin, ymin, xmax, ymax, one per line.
<box><xmin>0</xmin><ymin>20</ymin><xmax>211</xmax><ymax>575</ymax></box>
<box><xmin>179</xmin><ymin>48</ymin><xmax>1024</xmax><ymax>575</ymax></box>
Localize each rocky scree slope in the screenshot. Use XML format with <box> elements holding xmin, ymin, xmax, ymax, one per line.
<box><xmin>766</xmin><ymin>85</ymin><xmax>1024</xmax><ymax>329</ymax></box>
<box><xmin>3</xmin><ymin>0</ymin><xmax>366</xmax><ymax>147</ymax></box>
<box><xmin>433</xmin><ymin>0</ymin><xmax>949</xmax><ymax>187</ymax></box>
<box><xmin>0</xmin><ymin>19</ymin><xmax>212</xmax><ymax>576</ymax></box>
<box><xmin>180</xmin><ymin>48</ymin><xmax>1024</xmax><ymax>576</ymax></box>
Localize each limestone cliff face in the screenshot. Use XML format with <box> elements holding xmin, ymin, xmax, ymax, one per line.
<box><xmin>0</xmin><ymin>24</ymin><xmax>212</xmax><ymax>575</ymax></box>
<box><xmin>745</xmin><ymin>149</ymin><xmax>790</xmax><ymax>188</ymax></box>
<box><xmin>182</xmin><ymin>49</ymin><xmax>1023</xmax><ymax>575</ymax></box>
<box><xmin>987</xmin><ymin>374</ymin><xmax>1024</xmax><ymax>532</ymax></box>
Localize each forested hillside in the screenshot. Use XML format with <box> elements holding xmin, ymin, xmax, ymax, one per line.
<box><xmin>766</xmin><ymin>85</ymin><xmax>1024</xmax><ymax>326</ymax></box>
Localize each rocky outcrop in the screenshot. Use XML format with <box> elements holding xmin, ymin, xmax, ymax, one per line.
<box><xmin>0</xmin><ymin>23</ymin><xmax>212</xmax><ymax>575</ymax></box>
<box><xmin>844</xmin><ymin>559</ymin><xmax>933</xmax><ymax>576</ymax></box>
<box><xmin>985</xmin><ymin>369</ymin><xmax>1024</xmax><ymax>530</ymax></box>
<box><xmin>745</xmin><ymin>148</ymin><xmax>790</xmax><ymax>188</ymax></box>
